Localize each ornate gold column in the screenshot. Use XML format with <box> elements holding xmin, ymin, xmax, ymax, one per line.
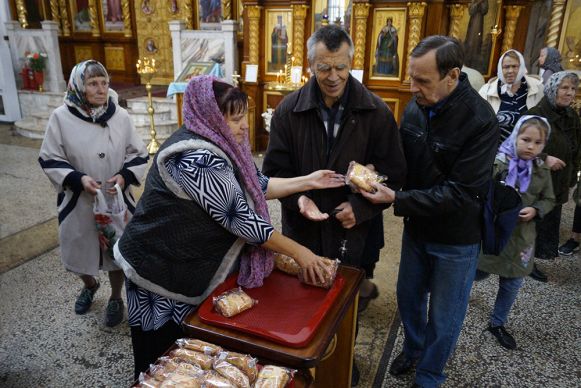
<box><xmin>88</xmin><ymin>0</ymin><xmax>100</xmax><ymax>36</ymax></box>
<box><xmin>184</xmin><ymin>1</ymin><xmax>193</xmax><ymax>29</ymax></box>
<box><xmin>545</xmin><ymin>0</ymin><xmax>566</xmax><ymax>47</ymax></box>
<box><xmin>222</xmin><ymin>0</ymin><xmax>232</xmax><ymax>20</ymax></box>
<box><xmin>58</xmin><ymin>0</ymin><xmax>70</xmax><ymax>36</ymax></box>
<box><xmin>15</xmin><ymin>0</ymin><xmax>28</xmax><ymax>28</ymax></box>
<box><xmin>406</xmin><ymin>2</ymin><xmax>427</xmax><ymax>79</ymax></box>
<box><xmin>121</xmin><ymin>0</ymin><xmax>132</xmax><ymax>37</ymax></box>
<box><xmin>292</xmin><ymin>4</ymin><xmax>309</xmax><ymax>65</ymax></box>
<box><xmin>501</xmin><ymin>6</ymin><xmax>524</xmax><ymax>53</ymax></box>
<box><xmin>352</xmin><ymin>3</ymin><xmax>371</xmax><ymax>69</ymax></box>
<box><xmin>448</xmin><ymin>4</ymin><xmax>466</xmax><ymax>40</ymax></box>
<box><xmin>49</xmin><ymin>0</ymin><xmax>61</xmax><ymax>32</ymax></box>
<box><xmin>247</xmin><ymin>6</ymin><xmax>262</xmax><ymax>65</ymax></box>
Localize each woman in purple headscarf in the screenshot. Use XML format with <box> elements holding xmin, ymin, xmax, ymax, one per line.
<box><xmin>113</xmin><ymin>75</ymin><xmax>345</xmax><ymax>377</ymax></box>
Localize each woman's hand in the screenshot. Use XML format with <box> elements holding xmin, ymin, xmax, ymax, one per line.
<box><xmin>519</xmin><ymin>206</ymin><xmax>537</xmax><ymax>222</ymax></box>
<box><xmin>361</xmin><ymin>182</ymin><xmax>396</xmax><ymax>204</ymax></box>
<box><xmin>293</xmin><ymin>250</ymin><xmax>332</xmax><ymax>285</ymax></box>
<box><xmin>305</xmin><ymin>170</ymin><xmax>345</xmax><ymax>190</ymax></box>
<box><xmin>81</xmin><ymin>175</ymin><xmax>100</xmax><ymax>195</ymax></box>
<box><xmin>298</xmin><ymin>195</ymin><xmax>329</xmax><ymax>221</ymax></box>
<box><xmin>106</xmin><ymin>174</ymin><xmax>126</xmax><ymax>194</ymax></box>
<box><xmin>546</xmin><ymin>155</ymin><xmax>566</xmax><ymax>171</ymax></box>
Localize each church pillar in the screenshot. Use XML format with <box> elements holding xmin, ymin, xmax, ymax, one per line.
<box><xmin>405</xmin><ymin>2</ymin><xmax>427</xmax><ymax>80</ymax></box>
<box><xmin>501</xmin><ymin>6</ymin><xmax>524</xmax><ymax>53</ymax></box>
<box><xmin>352</xmin><ymin>2</ymin><xmax>371</xmax><ymax>70</ymax></box>
<box><xmin>544</xmin><ymin>0</ymin><xmax>566</xmax><ymax>48</ymax></box>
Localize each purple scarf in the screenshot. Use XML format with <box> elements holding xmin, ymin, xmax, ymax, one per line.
<box><xmin>182</xmin><ymin>75</ymin><xmax>273</xmax><ymax>288</ymax></box>
<box><xmin>497</xmin><ymin>115</ymin><xmax>550</xmax><ymax>193</ymax></box>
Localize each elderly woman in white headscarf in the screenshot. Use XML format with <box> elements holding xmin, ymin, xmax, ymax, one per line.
<box><xmin>39</xmin><ymin>60</ymin><xmax>149</xmax><ymax>326</ymax></box>
<box><xmin>479</xmin><ymin>49</ymin><xmax>544</xmax><ymax>142</ymax></box>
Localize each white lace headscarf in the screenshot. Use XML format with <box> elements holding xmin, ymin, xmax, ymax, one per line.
<box><xmin>497</xmin><ymin>49</ymin><xmax>527</xmax><ymax>97</ymax></box>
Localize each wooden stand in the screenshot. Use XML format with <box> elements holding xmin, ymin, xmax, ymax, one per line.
<box><xmin>182</xmin><ymin>265</ymin><xmax>363</xmax><ymax>387</ymax></box>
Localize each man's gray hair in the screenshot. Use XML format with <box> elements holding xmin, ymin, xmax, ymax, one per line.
<box><xmin>306</xmin><ymin>25</ymin><xmax>354</xmax><ymax>64</ymax></box>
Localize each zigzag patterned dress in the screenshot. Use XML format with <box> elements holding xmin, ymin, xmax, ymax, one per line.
<box><xmin>126</xmin><ymin>149</ymin><xmax>273</xmax><ymax>331</ymax></box>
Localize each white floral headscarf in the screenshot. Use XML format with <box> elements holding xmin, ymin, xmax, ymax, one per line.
<box><xmin>497</xmin><ymin>49</ymin><xmax>527</xmax><ymax>97</ymax></box>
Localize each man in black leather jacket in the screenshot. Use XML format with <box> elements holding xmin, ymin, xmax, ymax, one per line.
<box><xmin>363</xmin><ymin>36</ymin><xmax>499</xmax><ymax>387</ymax></box>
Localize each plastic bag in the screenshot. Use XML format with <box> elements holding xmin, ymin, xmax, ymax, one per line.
<box><xmin>273</xmin><ymin>253</ymin><xmax>301</xmax><ymax>276</ymax></box>
<box><xmin>93</xmin><ymin>183</ymin><xmax>128</xmax><ymax>259</ymax></box>
<box><xmin>253</xmin><ymin>365</ymin><xmax>294</xmax><ymax>388</ymax></box>
<box><xmin>345</xmin><ymin>161</ymin><xmax>387</xmax><ymax>193</ymax></box>
<box><xmin>176</xmin><ymin>338</ymin><xmax>223</xmax><ymax>356</ymax></box>
<box><xmin>213</xmin><ymin>287</ymin><xmax>257</xmax><ymax>318</ymax></box>
<box><xmin>297</xmin><ymin>257</ymin><xmax>339</xmax><ymax>289</ymax></box>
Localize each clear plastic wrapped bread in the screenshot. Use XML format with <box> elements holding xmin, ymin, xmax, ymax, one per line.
<box><xmin>216</xmin><ymin>351</ymin><xmax>258</xmax><ymax>383</ymax></box>
<box><xmin>213</xmin><ymin>287</ymin><xmax>257</xmax><ymax>318</ymax></box>
<box><xmin>159</xmin><ymin>372</ymin><xmax>203</xmax><ymax>388</ymax></box>
<box><xmin>274</xmin><ymin>253</ymin><xmax>301</xmax><ymax>276</ymax></box>
<box><xmin>149</xmin><ymin>358</ymin><xmax>204</xmax><ymax>381</ymax></box>
<box><xmin>213</xmin><ymin>359</ymin><xmax>251</xmax><ymax>388</ymax></box>
<box><xmin>169</xmin><ymin>348</ymin><xmax>214</xmax><ymax>370</ymax></box>
<box><xmin>345</xmin><ymin>161</ymin><xmax>387</xmax><ymax>193</ymax></box>
<box><xmin>176</xmin><ymin>338</ymin><xmax>223</xmax><ymax>356</ymax></box>
<box><xmin>297</xmin><ymin>257</ymin><xmax>339</xmax><ymax>289</ymax></box>
<box><xmin>203</xmin><ymin>370</ymin><xmax>237</xmax><ymax>388</ymax></box>
<box><xmin>253</xmin><ymin>365</ymin><xmax>293</xmax><ymax>388</ymax></box>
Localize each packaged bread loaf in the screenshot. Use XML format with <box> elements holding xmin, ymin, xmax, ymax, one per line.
<box><xmin>297</xmin><ymin>257</ymin><xmax>339</xmax><ymax>289</ymax></box>
<box><xmin>203</xmin><ymin>370</ymin><xmax>237</xmax><ymax>388</ymax></box>
<box><xmin>176</xmin><ymin>338</ymin><xmax>223</xmax><ymax>356</ymax></box>
<box><xmin>216</xmin><ymin>351</ymin><xmax>258</xmax><ymax>383</ymax></box>
<box><xmin>345</xmin><ymin>161</ymin><xmax>387</xmax><ymax>193</ymax></box>
<box><xmin>169</xmin><ymin>348</ymin><xmax>213</xmax><ymax>370</ymax></box>
<box><xmin>159</xmin><ymin>372</ymin><xmax>203</xmax><ymax>388</ymax></box>
<box><xmin>213</xmin><ymin>359</ymin><xmax>250</xmax><ymax>388</ymax></box>
<box><xmin>137</xmin><ymin>374</ymin><xmax>162</xmax><ymax>388</ymax></box>
<box><xmin>213</xmin><ymin>287</ymin><xmax>256</xmax><ymax>318</ymax></box>
<box><xmin>253</xmin><ymin>365</ymin><xmax>293</xmax><ymax>388</ymax></box>
<box><xmin>274</xmin><ymin>253</ymin><xmax>301</xmax><ymax>276</ymax></box>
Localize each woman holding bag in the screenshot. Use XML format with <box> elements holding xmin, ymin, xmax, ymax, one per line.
<box><xmin>39</xmin><ymin>60</ymin><xmax>148</xmax><ymax>327</ymax></box>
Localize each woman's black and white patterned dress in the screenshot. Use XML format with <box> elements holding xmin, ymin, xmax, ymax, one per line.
<box><xmin>126</xmin><ymin>149</ymin><xmax>273</xmax><ymax>331</ymax></box>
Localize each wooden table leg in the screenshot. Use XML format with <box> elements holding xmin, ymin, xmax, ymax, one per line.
<box><xmin>311</xmin><ymin>294</ymin><xmax>359</xmax><ymax>387</ymax></box>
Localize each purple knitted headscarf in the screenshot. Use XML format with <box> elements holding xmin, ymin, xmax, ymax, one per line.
<box><xmin>182</xmin><ymin>75</ymin><xmax>273</xmax><ymax>288</ymax></box>
<box><xmin>497</xmin><ymin>115</ymin><xmax>551</xmax><ymax>193</ymax></box>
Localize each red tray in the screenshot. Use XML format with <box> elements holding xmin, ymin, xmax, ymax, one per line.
<box><xmin>198</xmin><ymin>270</ymin><xmax>345</xmax><ymax>348</ymax></box>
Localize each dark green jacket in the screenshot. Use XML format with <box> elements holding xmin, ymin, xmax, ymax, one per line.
<box><xmin>478</xmin><ymin>156</ymin><xmax>554</xmax><ymax>278</ymax></box>
<box><xmin>527</xmin><ymin>97</ymin><xmax>581</xmax><ymax>204</ymax></box>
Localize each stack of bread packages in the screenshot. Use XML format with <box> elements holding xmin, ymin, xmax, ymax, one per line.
<box><xmin>136</xmin><ymin>338</ymin><xmax>295</xmax><ymax>387</ymax></box>
<box><xmin>274</xmin><ymin>253</ymin><xmax>339</xmax><ymax>289</ymax></box>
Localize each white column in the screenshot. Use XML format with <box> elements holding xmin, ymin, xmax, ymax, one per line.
<box><xmin>41</xmin><ymin>21</ymin><xmax>65</xmax><ymax>93</ymax></box>
<box><xmin>220</xmin><ymin>20</ymin><xmax>238</xmax><ymax>84</ymax></box>
<box><xmin>169</xmin><ymin>20</ymin><xmax>186</xmax><ymax>80</ymax></box>
<box><xmin>0</xmin><ymin>5</ymin><xmax>22</xmax><ymax>120</ymax></box>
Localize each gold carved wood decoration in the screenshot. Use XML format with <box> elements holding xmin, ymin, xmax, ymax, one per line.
<box><xmin>184</xmin><ymin>1</ymin><xmax>193</xmax><ymax>29</ymax></box>
<box><xmin>405</xmin><ymin>2</ymin><xmax>427</xmax><ymax>79</ymax></box>
<box><xmin>58</xmin><ymin>0</ymin><xmax>70</xmax><ymax>36</ymax></box>
<box><xmin>292</xmin><ymin>4</ymin><xmax>309</xmax><ymax>65</ymax></box>
<box><xmin>222</xmin><ymin>0</ymin><xmax>232</xmax><ymax>20</ymax></box>
<box><xmin>501</xmin><ymin>6</ymin><xmax>524</xmax><ymax>53</ymax></box>
<box><xmin>16</xmin><ymin>0</ymin><xmax>28</xmax><ymax>28</ymax></box>
<box><xmin>247</xmin><ymin>6</ymin><xmax>262</xmax><ymax>65</ymax></box>
<box><xmin>448</xmin><ymin>4</ymin><xmax>466</xmax><ymax>40</ymax></box>
<box><xmin>104</xmin><ymin>46</ymin><xmax>126</xmax><ymax>71</ymax></box>
<box><xmin>88</xmin><ymin>0</ymin><xmax>100</xmax><ymax>36</ymax></box>
<box><xmin>122</xmin><ymin>0</ymin><xmax>132</xmax><ymax>37</ymax></box>
<box><xmin>545</xmin><ymin>0</ymin><xmax>566</xmax><ymax>47</ymax></box>
<box><xmin>49</xmin><ymin>0</ymin><xmax>61</xmax><ymax>33</ymax></box>
<box><xmin>352</xmin><ymin>3</ymin><xmax>371</xmax><ymax>69</ymax></box>
<box><xmin>74</xmin><ymin>46</ymin><xmax>93</xmax><ymax>63</ymax></box>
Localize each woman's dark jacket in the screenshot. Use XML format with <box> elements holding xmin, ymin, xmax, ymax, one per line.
<box><xmin>527</xmin><ymin>96</ymin><xmax>581</xmax><ymax>204</ymax></box>
<box><xmin>262</xmin><ymin>76</ymin><xmax>407</xmax><ymax>267</ymax></box>
<box><xmin>394</xmin><ymin>74</ymin><xmax>499</xmax><ymax>244</ymax></box>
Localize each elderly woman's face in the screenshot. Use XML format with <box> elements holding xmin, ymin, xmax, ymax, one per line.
<box><xmin>501</xmin><ymin>56</ymin><xmax>520</xmax><ymax>84</ymax></box>
<box><xmin>225</xmin><ymin>110</ymin><xmax>249</xmax><ymax>144</ymax></box>
<box><xmin>85</xmin><ymin>76</ymin><xmax>109</xmax><ymax>106</ymax></box>
<box><xmin>539</xmin><ymin>48</ymin><xmax>547</xmax><ymax>66</ymax></box>
<box><xmin>555</xmin><ymin>78</ymin><xmax>577</xmax><ymax>108</ymax></box>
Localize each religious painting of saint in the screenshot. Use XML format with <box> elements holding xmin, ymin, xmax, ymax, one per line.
<box><xmin>265</xmin><ymin>10</ymin><xmax>293</xmax><ymax>75</ymax></box>
<box><xmin>71</xmin><ymin>0</ymin><xmax>91</xmax><ymax>32</ymax></box>
<box><xmin>369</xmin><ymin>8</ymin><xmax>406</xmax><ymax>80</ymax></box>
<box><xmin>312</xmin><ymin>0</ymin><xmax>352</xmax><ymax>33</ymax></box>
<box><xmin>145</xmin><ymin>38</ymin><xmax>158</xmax><ymax>53</ymax></box>
<box><xmin>101</xmin><ymin>0</ymin><xmax>124</xmax><ymax>32</ymax></box>
<box><xmin>559</xmin><ymin>0</ymin><xmax>581</xmax><ymax>70</ymax></box>
<box><xmin>141</xmin><ymin>0</ymin><xmax>154</xmax><ymax>15</ymax></box>
<box><xmin>198</xmin><ymin>0</ymin><xmax>222</xmax><ymax>29</ymax></box>
<box><xmin>175</xmin><ymin>62</ymin><xmax>214</xmax><ymax>82</ymax></box>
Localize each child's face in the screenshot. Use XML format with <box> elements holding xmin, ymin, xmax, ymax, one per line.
<box><xmin>516</xmin><ymin>125</ymin><xmax>545</xmax><ymax>160</ymax></box>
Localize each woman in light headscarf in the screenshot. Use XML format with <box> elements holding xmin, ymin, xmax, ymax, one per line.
<box><xmin>538</xmin><ymin>47</ymin><xmax>564</xmax><ymax>85</ymax></box>
<box><xmin>114</xmin><ymin>75</ymin><xmax>345</xmax><ymax>378</ymax></box>
<box><xmin>479</xmin><ymin>49</ymin><xmax>544</xmax><ymax>142</ymax></box>
<box><xmin>527</xmin><ymin>71</ymin><xmax>580</xmax><ymax>278</ymax></box>
<box><xmin>477</xmin><ymin>115</ymin><xmax>554</xmax><ymax>350</ymax></box>
<box><xmin>39</xmin><ymin>60</ymin><xmax>149</xmax><ymax>327</ymax></box>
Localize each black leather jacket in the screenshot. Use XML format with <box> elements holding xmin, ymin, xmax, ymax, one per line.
<box><xmin>394</xmin><ymin>74</ymin><xmax>499</xmax><ymax>244</ymax></box>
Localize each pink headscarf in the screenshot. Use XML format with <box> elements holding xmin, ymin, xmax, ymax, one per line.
<box><xmin>182</xmin><ymin>75</ymin><xmax>273</xmax><ymax>288</ymax></box>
